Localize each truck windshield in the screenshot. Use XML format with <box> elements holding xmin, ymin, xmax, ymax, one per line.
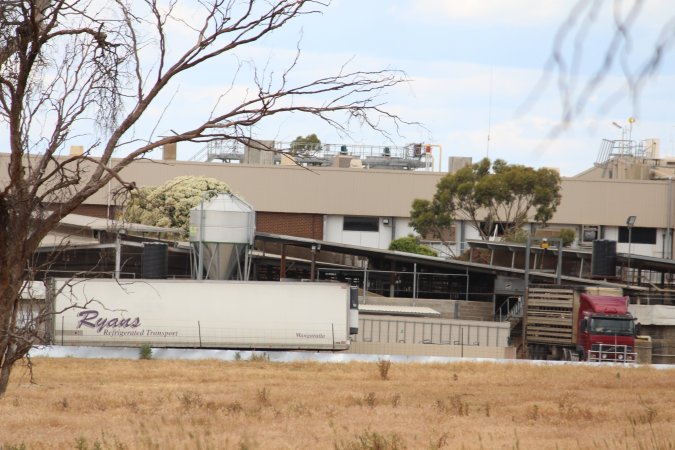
<box><xmin>589</xmin><ymin>318</ymin><xmax>634</xmax><ymax>336</ymax></box>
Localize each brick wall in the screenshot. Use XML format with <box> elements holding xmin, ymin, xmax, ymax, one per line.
<box><xmin>73</xmin><ymin>204</ymin><xmax>112</xmax><ymax>218</ymax></box>
<box><xmin>46</xmin><ymin>203</ymin><xmax>112</xmax><ymax>219</ymax></box>
<box><xmin>256</xmin><ymin>212</ymin><xmax>323</xmax><ymax>240</ymax></box>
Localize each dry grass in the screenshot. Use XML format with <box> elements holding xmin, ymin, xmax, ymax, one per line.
<box><xmin>1</xmin><ymin>358</ymin><xmax>675</xmax><ymax>449</ymax></box>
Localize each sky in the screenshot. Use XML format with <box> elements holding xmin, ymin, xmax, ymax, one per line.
<box><xmin>162</xmin><ymin>0</ymin><xmax>675</xmax><ymax>176</ymax></box>
<box><xmin>5</xmin><ymin>0</ymin><xmax>675</xmax><ymax>177</ymax></box>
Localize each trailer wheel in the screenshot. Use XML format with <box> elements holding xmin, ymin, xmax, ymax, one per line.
<box><xmin>562</xmin><ymin>348</ymin><xmax>579</xmax><ymax>361</ymax></box>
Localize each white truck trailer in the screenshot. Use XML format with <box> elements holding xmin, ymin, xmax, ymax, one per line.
<box><xmin>48</xmin><ymin>278</ymin><xmax>358</xmax><ymax>351</ymax></box>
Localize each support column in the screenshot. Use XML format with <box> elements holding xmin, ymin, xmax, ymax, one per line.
<box><xmin>280</xmin><ymin>244</ymin><xmax>286</xmax><ymax>280</ymax></box>
<box><xmin>114</xmin><ymin>232</ymin><xmax>122</xmax><ymax>279</ymax></box>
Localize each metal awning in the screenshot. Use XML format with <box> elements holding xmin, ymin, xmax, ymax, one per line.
<box><xmin>359</xmin><ymin>304</ymin><xmax>441</xmax><ymax>317</ymax></box>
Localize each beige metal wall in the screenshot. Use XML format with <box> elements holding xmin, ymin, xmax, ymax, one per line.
<box><xmin>97</xmin><ymin>158</ymin><xmax>442</xmax><ymax>217</ymax></box>
<box><xmin>2</xmin><ymin>153</ymin><xmax>674</xmax><ymax>228</ymax></box>
<box><xmin>110</xmin><ymin>158</ymin><xmax>675</xmax><ymax>228</ymax></box>
<box><xmin>554</xmin><ymin>178</ymin><xmax>672</xmax><ymax>227</ymax></box>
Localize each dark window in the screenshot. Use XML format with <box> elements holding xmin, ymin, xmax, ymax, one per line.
<box><xmin>421</xmin><ymin>225</ymin><xmax>456</xmax><ymax>243</ymax></box>
<box><xmin>479</xmin><ymin>222</ymin><xmax>515</xmax><ymax>237</ymax></box>
<box><xmin>618</xmin><ymin>227</ymin><xmax>656</xmax><ymax>244</ymax></box>
<box><xmin>582</xmin><ymin>227</ymin><xmax>598</xmax><ymax>242</ymax></box>
<box><xmin>343</xmin><ymin>216</ymin><xmax>379</xmax><ymax>232</ymax></box>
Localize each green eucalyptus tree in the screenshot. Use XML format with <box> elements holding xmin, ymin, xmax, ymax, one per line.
<box><xmin>410</xmin><ymin>158</ymin><xmax>561</xmax><ymax>244</ymax></box>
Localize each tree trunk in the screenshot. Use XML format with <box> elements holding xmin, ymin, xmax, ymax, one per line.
<box><xmin>0</xmin><ymin>210</ymin><xmax>36</xmax><ymax>398</ymax></box>
<box><xmin>0</xmin><ymin>361</ymin><xmax>12</xmax><ymax>397</ymax></box>
<box><xmin>0</xmin><ymin>0</ymin><xmax>408</xmax><ymax>399</ymax></box>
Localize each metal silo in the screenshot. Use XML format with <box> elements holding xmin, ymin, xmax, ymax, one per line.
<box><xmin>189</xmin><ymin>193</ymin><xmax>255</xmax><ymax>280</ymax></box>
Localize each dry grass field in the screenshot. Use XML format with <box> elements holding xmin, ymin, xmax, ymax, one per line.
<box><xmin>1</xmin><ymin>356</ymin><xmax>674</xmax><ymax>449</ymax></box>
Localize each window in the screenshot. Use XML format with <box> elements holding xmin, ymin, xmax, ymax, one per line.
<box><xmin>343</xmin><ymin>216</ymin><xmax>379</xmax><ymax>232</ymax></box>
<box><xmin>421</xmin><ymin>225</ymin><xmax>456</xmax><ymax>243</ymax></box>
<box><xmin>589</xmin><ymin>318</ymin><xmax>634</xmax><ymax>336</ymax></box>
<box><xmin>582</xmin><ymin>226</ymin><xmax>598</xmax><ymax>243</ymax></box>
<box><xmin>618</xmin><ymin>227</ymin><xmax>656</xmax><ymax>244</ymax></box>
<box><xmin>479</xmin><ymin>222</ymin><xmax>515</xmax><ymax>238</ymax></box>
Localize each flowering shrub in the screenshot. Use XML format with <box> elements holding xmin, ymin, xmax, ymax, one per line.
<box><xmin>123</xmin><ymin>176</ymin><xmax>230</xmax><ymax>237</ymax></box>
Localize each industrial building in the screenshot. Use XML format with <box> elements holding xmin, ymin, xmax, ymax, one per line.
<box><xmin>4</xmin><ymin>137</ymin><xmax>675</xmax><ymax>361</ymax></box>
<box><xmin>13</xmin><ymin>137</ymin><xmax>673</xmax><ymax>261</ymax></box>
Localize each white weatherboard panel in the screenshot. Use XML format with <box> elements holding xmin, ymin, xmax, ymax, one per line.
<box><xmin>52</xmin><ymin>279</ymin><xmax>350</xmax><ymax>350</ymax></box>
<box><xmin>630</xmin><ymin>304</ymin><xmax>675</xmax><ymax>326</ymax></box>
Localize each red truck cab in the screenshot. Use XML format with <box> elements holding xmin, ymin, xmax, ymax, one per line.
<box><xmin>576</xmin><ymin>294</ymin><xmax>636</xmax><ymax>362</ymax></box>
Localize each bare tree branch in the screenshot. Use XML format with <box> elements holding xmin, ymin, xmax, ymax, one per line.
<box><xmin>0</xmin><ymin>0</ymin><xmax>411</xmax><ymax>396</ymax></box>
<box><xmin>521</xmin><ymin>0</ymin><xmax>675</xmax><ymax>138</ymax></box>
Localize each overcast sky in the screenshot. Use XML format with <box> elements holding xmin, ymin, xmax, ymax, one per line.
<box><xmin>203</xmin><ymin>0</ymin><xmax>673</xmax><ymax>176</ymax></box>
<box><xmin>268</xmin><ymin>0</ymin><xmax>675</xmax><ymax>175</ymax></box>
<box><xmin>5</xmin><ymin>0</ymin><xmax>675</xmax><ymax>177</ymax></box>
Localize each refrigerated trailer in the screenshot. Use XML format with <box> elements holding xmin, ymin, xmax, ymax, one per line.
<box><xmin>47</xmin><ymin>278</ymin><xmax>358</xmax><ymax>351</ymax></box>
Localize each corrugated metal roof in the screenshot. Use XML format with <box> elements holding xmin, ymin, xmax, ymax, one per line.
<box><xmin>59</xmin><ymin>213</ymin><xmax>180</xmax><ymax>234</ymax></box>
<box><xmin>255</xmin><ymin>232</ymin><xmax>640</xmax><ymax>288</ymax></box>
<box><xmin>359</xmin><ymin>304</ymin><xmax>441</xmax><ymax>317</ymax></box>
<box><xmin>38</xmin><ymin>214</ymin><xmax>183</xmax><ymax>249</ymax></box>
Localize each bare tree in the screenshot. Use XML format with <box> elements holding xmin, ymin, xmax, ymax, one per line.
<box><xmin>523</xmin><ymin>0</ymin><xmax>675</xmax><ymax>134</ymax></box>
<box><xmin>0</xmin><ymin>0</ymin><xmax>408</xmax><ymax>396</ymax></box>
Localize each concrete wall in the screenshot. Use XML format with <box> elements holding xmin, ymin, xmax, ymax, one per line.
<box><xmin>393</xmin><ymin>217</ymin><xmax>416</xmax><ymax>241</ymax></box>
<box><xmin>324</xmin><ymin>215</ymin><xmax>382</xmax><ymax>248</ymax></box>
<box><xmin>349</xmin><ymin>313</ymin><xmax>513</xmax><ymax>358</ymax></box>
<box><xmin>356</xmin><ymin>315</ymin><xmax>509</xmax><ymax>346</ymax></box>
<box><xmin>349</xmin><ymin>341</ymin><xmax>515</xmax><ymax>359</ymax></box>
<box><xmin>323</xmin><ymin>215</ymin><xmax>416</xmax><ymax>249</ymax></box>
<box><xmin>641</xmin><ymin>325</ymin><xmax>675</xmax><ymax>364</ymax></box>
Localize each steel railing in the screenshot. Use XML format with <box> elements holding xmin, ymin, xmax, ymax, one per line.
<box><xmin>587</xmin><ymin>344</ymin><xmax>636</xmax><ymax>363</ymax></box>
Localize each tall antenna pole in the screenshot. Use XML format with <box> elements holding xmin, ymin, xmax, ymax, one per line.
<box><xmin>486</xmin><ymin>67</ymin><xmax>493</xmax><ymax>159</ymax></box>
